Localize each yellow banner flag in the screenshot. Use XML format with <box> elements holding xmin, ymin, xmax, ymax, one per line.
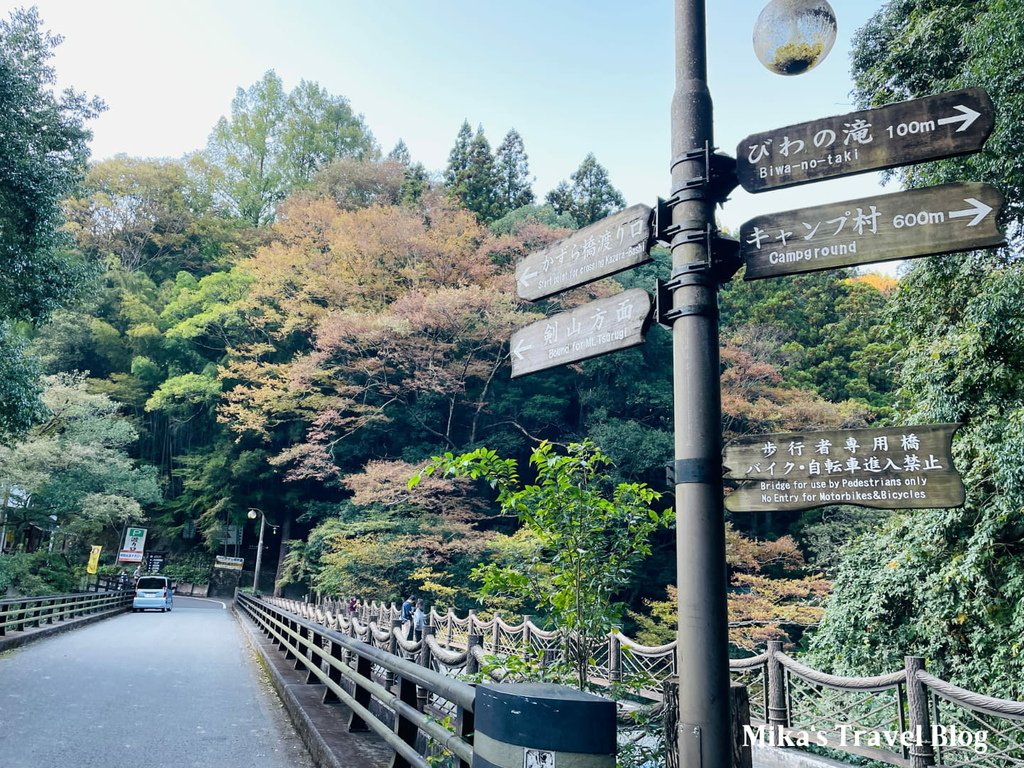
<box><xmin>86</xmin><ymin>545</ymin><xmax>102</xmax><ymax>575</ymax></box>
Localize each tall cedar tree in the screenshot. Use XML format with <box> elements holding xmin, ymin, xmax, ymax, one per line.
<box><xmin>492</xmin><ymin>129</ymin><xmax>535</xmax><ymax>220</ymax></box>
<box><xmin>546</xmin><ymin>153</ymin><xmax>625</xmax><ymax>226</ymax></box>
<box><xmin>443</xmin><ymin>121</ymin><xmax>474</xmax><ymax>201</ymax></box>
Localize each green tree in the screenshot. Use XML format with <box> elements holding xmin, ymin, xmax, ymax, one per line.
<box><xmin>808</xmin><ymin>0</ymin><xmax>1024</xmax><ymax>697</ymax></box>
<box><xmin>443</xmin><ymin>120</ymin><xmax>474</xmax><ymax>200</ymax></box>
<box><xmin>493</xmin><ymin>129</ymin><xmax>535</xmax><ymax>219</ymax></box>
<box><xmin>0</xmin><ymin>8</ymin><xmax>103</xmax><ymax>438</ymax></box>
<box><xmin>444</xmin><ymin>123</ymin><xmax>498</xmax><ymax>221</ymax></box>
<box><xmin>546</xmin><ymin>153</ymin><xmax>626</xmax><ymax>227</ymax></box>
<box><xmin>204</xmin><ymin>70</ymin><xmax>376</xmax><ymax>226</ymax></box>
<box><xmin>414</xmin><ymin>440</ymin><xmax>670</xmax><ymax>688</ymax></box>
<box><xmin>0</xmin><ymin>373</ymin><xmax>161</xmax><ymax>551</ymax></box>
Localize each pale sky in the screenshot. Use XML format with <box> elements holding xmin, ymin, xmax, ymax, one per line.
<box><xmin>6</xmin><ymin>0</ymin><xmax>896</xmax><ymax>250</ymax></box>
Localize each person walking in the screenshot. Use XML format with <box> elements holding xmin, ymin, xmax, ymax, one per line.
<box><xmin>401</xmin><ymin>594</ymin><xmax>416</xmax><ymax>640</ymax></box>
<box><xmin>413</xmin><ymin>599</ymin><xmax>426</xmax><ymax>642</ymax></box>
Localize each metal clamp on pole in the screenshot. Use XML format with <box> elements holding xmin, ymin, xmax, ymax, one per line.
<box><xmin>669</xmin><ymin>143</ymin><xmax>739</xmax><ymax>205</ymax></box>
<box><xmin>655</xmin><ymin>270</ymin><xmax>716</xmax><ymax>329</ymax></box>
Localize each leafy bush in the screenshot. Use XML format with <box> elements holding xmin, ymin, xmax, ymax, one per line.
<box><xmin>0</xmin><ymin>552</ymin><xmax>79</xmax><ymax>596</ymax></box>
<box><xmin>162</xmin><ymin>552</ymin><xmax>213</xmax><ymax>584</ymax></box>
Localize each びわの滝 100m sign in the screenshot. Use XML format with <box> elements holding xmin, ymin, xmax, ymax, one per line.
<box><xmin>736</xmin><ymin>87</ymin><xmax>994</xmax><ymax>192</ymax></box>
<box><xmin>723</xmin><ymin>424</ymin><xmax>964</xmax><ymax>513</ymax></box>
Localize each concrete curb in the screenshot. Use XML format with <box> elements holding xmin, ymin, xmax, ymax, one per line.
<box><xmin>0</xmin><ymin>605</ymin><xmax>130</xmax><ymax>654</ymax></box>
<box><xmin>233</xmin><ymin>603</ymin><xmax>391</xmax><ymax>768</ymax></box>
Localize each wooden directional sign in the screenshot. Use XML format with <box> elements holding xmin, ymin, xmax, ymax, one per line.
<box><xmin>723</xmin><ymin>424</ymin><xmax>963</xmax><ymax>513</ymax></box>
<box><xmin>510</xmin><ymin>288</ymin><xmax>652</xmax><ymax>378</ymax></box>
<box><xmin>740</xmin><ymin>182</ymin><xmax>1004</xmax><ymax>279</ymax></box>
<box><xmin>516</xmin><ymin>204</ymin><xmax>653</xmax><ymax>302</ymax></box>
<box><xmin>737</xmin><ymin>87</ymin><xmax>994</xmax><ymax>192</ymax></box>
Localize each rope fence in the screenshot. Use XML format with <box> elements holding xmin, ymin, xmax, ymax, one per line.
<box><xmin>274</xmin><ymin>596</ymin><xmax>1024</xmax><ymax>768</ymax></box>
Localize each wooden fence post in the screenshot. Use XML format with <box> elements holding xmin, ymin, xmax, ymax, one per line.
<box><xmin>905</xmin><ymin>656</ymin><xmax>936</xmax><ymax>767</ymax></box>
<box><xmin>608</xmin><ymin>629</ymin><xmax>622</xmax><ymax>683</ymax></box>
<box><xmin>386</xmin><ymin>618</ymin><xmax>401</xmax><ymax>689</ymax></box>
<box><xmin>466</xmin><ymin>634</ymin><xmax>483</xmax><ymax>675</ymax></box>
<box><xmin>731</xmin><ymin>683</ymin><xmax>753</xmax><ymax>768</ymax></box>
<box><xmin>766</xmin><ymin>640</ymin><xmax>788</xmax><ymax>731</ymax></box>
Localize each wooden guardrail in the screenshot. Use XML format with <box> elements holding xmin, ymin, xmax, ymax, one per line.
<box><xmin>0</xmin><ymin>591</ymin><xmax>133</xmax><ymax>636</ymax></box>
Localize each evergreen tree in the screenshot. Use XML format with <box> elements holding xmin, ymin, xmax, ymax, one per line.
<box><xmin>461</xmin><ymin>126</ymin><xmax>498</xmax><ymax>221</ymax></box>
<box><xmin>388</xmin><ymin>139</ymin><xmax>429</xmax><ymax>206</ymax></box>
<box><xmin>443</xmin><ymin>120</ymin><xmax>474</xmax><ymax>199</ymax></box>
<box><xmin>492</xmin><ymin>129</ymin><xmax>535</xmax><ymax>219</ymax></box>
<box><xmin>387</xmin><ymin>139</ymin><xmax>411</xmax><ymax>165</ymax></box>
<box><xmin>545</xmin><ymin>153</ymin><xmax>625</xmax><ymax>226</ymax></box>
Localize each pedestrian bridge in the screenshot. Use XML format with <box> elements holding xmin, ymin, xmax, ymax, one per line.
<box><xmin>2</xmin><ymin>591</ymin><xmax>1022</xmax><ymax>768</ymax></box>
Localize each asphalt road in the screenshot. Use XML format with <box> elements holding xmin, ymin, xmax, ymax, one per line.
<box><xmin>0</xmin><ymin>596</ymin><xmax>315</xmax><ymax>768</ymax></box>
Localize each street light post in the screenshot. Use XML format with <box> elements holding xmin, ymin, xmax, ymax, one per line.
<box><xmin>247</xmin><ymin>508</ymin><xmax>268</xmax><ymax>593</ymax></box>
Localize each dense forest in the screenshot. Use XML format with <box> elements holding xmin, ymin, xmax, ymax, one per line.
<box><xmin>0</xmin><ymin>0</ymin><xmax>1021</xmax><ymax>701</ymax></box>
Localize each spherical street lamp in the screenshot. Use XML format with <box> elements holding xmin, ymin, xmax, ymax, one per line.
<box><xmin>247</xmin><ymin>508</ymin><xmax>273</xmax><ymax>593</ymax></box>
<box><xmin>753</xmin><ymin>0</ymin><xmax>837</xmax><ymax>76</ymax></box>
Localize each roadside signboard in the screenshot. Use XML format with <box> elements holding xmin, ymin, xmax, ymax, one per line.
<box><xmin>117</xmin><ymin>526</ymin><xmax>148</xmax><ymax>563</ymax></box>
<box><xmin>737</xmin><ymin>87</ymin><xmax>994</xmax><ymax>192</ymax></box>
<box><xmin>510</xmin><ymin>288</ymin><xmax>652</xmax><ymax>378</ymax></box>
<box><xmin>723</xmin><ymin>424</ymin><xmax>963</xmax><ymax>512</ymax></box>
<box><xmin>214</xmin><ymin>555</ymin><xmax>245</xmax><ymax>571</ymax></box>
<box><xmin>740</xmin><ymin>182</ymin><xmax>1004</xmax><ymax>279</ymax></box>
<box><xmin>515</xmin><ymin>204</ymin><xmax>653</xmax><ymax>301</ymax></box>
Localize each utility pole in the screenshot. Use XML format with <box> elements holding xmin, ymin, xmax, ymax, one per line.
<box><xmin>670</xmin><ymin>1</ymin><xmax>733</xmax><ymax>765</ymax></box>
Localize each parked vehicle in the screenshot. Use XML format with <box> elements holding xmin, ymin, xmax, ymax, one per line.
<box><xmin>132</xmin><ymin>576</ymin><xmax>174</xmax><ymax>612</ymax></box>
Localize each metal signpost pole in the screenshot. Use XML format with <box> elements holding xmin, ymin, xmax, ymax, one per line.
<box><xmin>671</xmin><ymin>1</ymin><xmax>731</xmax><ymax>765</ymax></box>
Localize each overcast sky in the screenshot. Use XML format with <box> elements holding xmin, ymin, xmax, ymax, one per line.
<box><xmin>6</xmin><ymin>0</ymin><xmax>895</xmax><ymax>243</ymax></box>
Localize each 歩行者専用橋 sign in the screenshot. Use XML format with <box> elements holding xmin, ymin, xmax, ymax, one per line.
<box><xmin>510</xmin><ymin>288</ymin><xmax>652</xmax><ymax>378</ymax></box>
<box><xmin>740</xmin><ymin>182</ymin><xmax>1004</xmax><ymax>279</ymax></box>
<box><xmin>723</xmin><ymin>424</ymin><xmax>964</xmax><ymax>513</ymax></box>
<box><xmin>515</xmin><ymin>204</ymin><xmax>653</xmax><ymax>302</ymax></box>
<box><xmin>736</xmin><ymin>88</ymin><xmax>994</xmax><ymax>192</ymax></box>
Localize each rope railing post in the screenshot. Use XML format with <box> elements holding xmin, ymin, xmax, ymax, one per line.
<box><xmin>609</xmin><ymin>629</ymin><xmax>621</xmax><ymax>683</ymax></box>
<box><xmin>466</xmin><ymin>634</ymin><xmax>483</xmax><ymax>675</ymax></box>
<box><xmin>664</xmin><ymin>676</ymin><xmax>680</xmax><ymax>768</ymax></box>
<box><xmin>905</xmin><ymin>655</ymin><xmax>936</xmax><ymax>768</ymax></box>
<box><xmin>522</xmin><ymin>614</ymin><xmax>533</xmax><ymax>655</ymax></box>
<box><xmin>417</xmin><ymin>624</ymin><xmax>435</xmax><ymax>712</ymax></box>
<box><xmin>467</xmin><ymin>609</ymin><xmax>476</xmax><ymax>640</ymax></box>
<box><xmin>766</xmin><ymin>640</ymin><xmax>788</xmax><ymax>731</ymax></box>
<box><xmin>491</xmin><ymin>615</ymin><xmax>501</xmax><ymax>652</ymax></box>
<box><xmin>386</xmin><ymin>619</ymin><xmax>401</xmax><ymax>690</ymax></box>
<box><xmin>731</xmin><ymin>683</ymin><xmax>753</xmax><ymax>768</ymax></box>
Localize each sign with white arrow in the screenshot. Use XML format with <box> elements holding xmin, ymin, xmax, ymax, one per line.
<box><xmin>510</xmin><ymin>288</ymin><xmax>652</xmax><ymax>378</ymax></box>
<box><xmin>737</xmin><ymin>87</ymin><xmax>994</xmax><ymax>192</ymax></box>
<box><xmin>515</xmin><ymin>204</ymin><xmax>653</xmax><ymax>302</ymax></box>
<box><xmin>740</xmin><ymin>182</ymin><xmax>1005</xmax><ymax>279</ymax></box>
